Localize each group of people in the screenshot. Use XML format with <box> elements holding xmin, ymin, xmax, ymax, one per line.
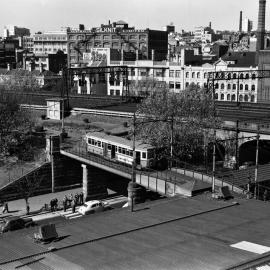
<box><xmin>63</xmin><ymin>192</ymin><xmax>84</xmax><ymax>213</ymax></box>
<box><xmin>49</xmin><ymin>198</ymin><xmax>58</xmax><ymax>212</ymax></box>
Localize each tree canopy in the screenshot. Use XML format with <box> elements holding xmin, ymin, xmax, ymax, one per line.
<box><xmin>0</xmin><ymin>91</ymin><xmax>33</xmax><ymax>161</ymax></box>
<box><xmin>135</xmin><ymin>83</ymin><xmax>219</xmax><ymax>164</ymax></box>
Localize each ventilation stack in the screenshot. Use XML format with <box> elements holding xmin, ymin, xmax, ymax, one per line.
<box><xmin>256</xmin><ymin>0</ymin><xmax>266</xmax><ymax>51</ymax></box>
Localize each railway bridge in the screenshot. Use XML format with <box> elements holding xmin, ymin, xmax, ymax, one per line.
<box><xmin>58</xmin><ymin>143</ymin><xmax>212</xmax><ymax>202</ymax></box>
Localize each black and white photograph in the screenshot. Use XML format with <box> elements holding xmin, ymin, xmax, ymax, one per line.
<box><xmin>0</xmin><ymin>0</ymin><xmax>270</xmax><ymax>269</ymax></box>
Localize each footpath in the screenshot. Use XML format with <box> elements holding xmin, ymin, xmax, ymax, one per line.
<box><xmin>0</xmin><ymin>187</ymin><xmax>83</xmax><ymax>222</ymax></box>
<box><xmin>0</xmin><ymin>188</ymin><xmax>127</xmax><ymax>222</ymax></box>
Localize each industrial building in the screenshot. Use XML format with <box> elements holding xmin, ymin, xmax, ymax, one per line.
<box><xmin>67</xmin><ymin>21</ymin><xmax>168</xmax><ymax>67</ymax></box>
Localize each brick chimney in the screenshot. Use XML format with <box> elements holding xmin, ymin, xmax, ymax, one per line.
<box><xmin>239</xmin><ymin>11</ymin><xmax>243</xmax><ymax>32</ymax></box>
<box><xmin>256</xmin><ymin>0</ymin><xmax>266</xmax><ymax>51</ymax></box>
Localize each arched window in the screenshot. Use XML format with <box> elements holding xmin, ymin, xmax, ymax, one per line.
<box><xmin>245</xmin><ymin>84</ymin><xmax>249</xmax><ymax>91</ymax></box>
<box><xmin>221</xmin><ymin>93</ymin><xmax>224</xmax><ymax>100</ymax></box>
<box><xmin>215</xmin><ymin>83</ymin><xmax>219</xmax><ymax>89</ymax></box>
<box><xmin>239</xmin><ymin>73</ymin><xmax>244</xmax><ymax>79</ymax></box>
<box><xmin>221</xmin><ymin>83</ymin><xmax>225</xmax><ymax>90</ymax></box>
<box><xmin>204</xmin><ymin>73</ymin><xmax>207</xmax><ymax>79</ymax></box>
<box><xmin>232</xmin><ymin>94</ymin><xmax>236</xmax><ymax>101</ymax></box>
<box><xmin>228</xmin><ymin>73</ymin><xmax>231</xmax><ymax>80</ymax></box>
<box><xmin>240</xmin><ymin>84</ymin><xmax>243</xmax><ymax>90</ymax></box>
<box><xmin>252</xmin><ymin>73</ymin><xmax>256</xmax><ymax>80</ymax></box>
<box><xmin>227</xmin><ymin>84</ymin><xmax>231</xmax><ymax>90</ymax></box>
<box><xmin>185</xmin><ymin>82</ymin><xmax>189</xmax><ymax>88</ymax></box>
<box><xmin>239</xmin><ymin>95</ymin><xmax>243</xmax><ymax>102</ymax></box>
<box><xmin>245</xmin><ymin>73</ymin><xmax>250</xmax><ymax>79</ymax></box>
<box><xmin>244</xmin><ymin>95</ymin><xmax>249</xmax><ymax>102</ymax></box>
<box><xmin>192</xmin><ymin>72</ymin><xmax>195</xmax><ymax>78</ymax></box>
<box><xmin>251</xmin><ymin>95</ymin><xmax>255</xmax><ymax>102</ymax></box>
<box><xmin>233</xmin><ymin>84</ymin><xmax>236</xmax><ymax>90</ymax></box>
<box><xmin>186</xmin><ymin>72</ymin><xmax>189</xmax><ymax>78</ymax></box>
<box><xmin>227</xmin><ymin>94</ymin><xmax>231</xmax><ymax>101</ymax></box>
<box><xmin>215</xmin><ymin>93</ymin><xmax>219</xmax><ymax>100</ymax></box>
<box><xmin>251</xmin><ymin>85</ymin><xmax>256</xmax><ymax>91</ymax></box>
<box><xmin>233</xmin><ymin>73</ymin><xmax>237</xmax><ymax>79</ymax></box>
<box><xmin>197</xmin><ymin>72</ymin><xmax>200</xmax><ymax>79</ymax></box>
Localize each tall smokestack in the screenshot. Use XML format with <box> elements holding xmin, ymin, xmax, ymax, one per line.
<box><xmin>239</xmin><ymin>11</ymin><xmax>243</xmax><ymax>32</ymax></box>
<box><xmin>256</xmin><ymin>0</ymin><xmax>266</xmax><ymax>51</ymax></box>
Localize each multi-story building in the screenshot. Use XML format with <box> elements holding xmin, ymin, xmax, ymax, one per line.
<box><xmin>0</xmin><ymin>39</ymin><xmax>19</xmax><ymax>68</ymax></box>
<box><xmin>67</xmin><ymin>21</ymin><xmax>168</xmax><ymax>67</ymax></box>
<box><xmin>72</xmin><ymin>47</ymin><xmax>259</xmax><ymax>103</ymax></box>
<box><xmin>23</xmin><ymin>51</ymin><xmax>67</xmax><ymax>74</ymax></box>
<box><xmin>3</xmin><ymin>25</ymin><xmax>30</xmax><ymax>38</ymax></box>
<box><xmin>22</xmin><ymin>36</ymin><xmax>34</xmax><ymax>52</ymax></box>
<box><xmin>33</xmin><ymin>30</ymin><xmax>68</xmax><ymax>55</ymax></box>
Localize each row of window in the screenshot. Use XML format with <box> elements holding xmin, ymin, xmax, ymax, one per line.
<box><xmin>169</xmin><ymin>70</ymin><xmax>181</xmax><ymax>78</ymax></box>
<box><xmin>215</xmin><ymin>93</ymin><xmax>256</xmax><ymax>102</ymax></box>
<box><xmin>215</xmin><ymin>83</ymin><xmax>256</xmax><ymax>91</ymax></box>
<box><xmin>184</xmin><ymin>71</ymin><xmax>257</xmax><ymax>80</ymax></box>
<box><xmin>34</xmin><ymin>48</ymin><xmax>66</xmax><ymax>52</ymax></box>
<box><xmin>69</xmin><ymin>34</ymin><xmax>147</xmax><ymax>41</ymax></box>
<box><xmin>34</xmin><ymin>36</ymin><xmax>67</xmax><ymax>41</ymax></box>
<box><xmin>88</xmin><ymin>138</ymin><xmax>134</xmax><ymax>157</ymax></box>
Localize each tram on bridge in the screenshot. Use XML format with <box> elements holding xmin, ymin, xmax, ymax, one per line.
<box><xmin>85</xmin><ymin>132</ymin><xmax>155</xmax><ymax>168</ymax></box>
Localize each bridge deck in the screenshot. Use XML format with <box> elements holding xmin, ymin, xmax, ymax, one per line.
<box><xmin>60</xmin><ymin>146</ymin><xmax>211</xmax><ymax>196</ymax></box>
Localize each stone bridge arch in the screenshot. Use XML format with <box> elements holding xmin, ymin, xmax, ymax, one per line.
<box><xmin>239</xmin><ymin>139</ymin><xmax>270</xmax><ymax>166</ymax></box>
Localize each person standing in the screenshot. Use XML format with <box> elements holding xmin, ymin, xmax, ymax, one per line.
<box><xmin>63</xmin><ymin>196</ymin><xmax>67</xmax><ymax>212</ymax></box>
<box><xmin>71</xmin><ymin>199</ymin><xmax>76</xmax><ymax>213</ymax></box>
<box><xmin>2</xmin><ymin>202</ymin><xmax>9</xmax><ymax>213</ymax></box>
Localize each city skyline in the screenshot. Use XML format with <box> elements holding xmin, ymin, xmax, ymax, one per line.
<box><xmin>0</xmin><ymin>0</ymin><xmax>265</xmax><ymax>34</ymax></box>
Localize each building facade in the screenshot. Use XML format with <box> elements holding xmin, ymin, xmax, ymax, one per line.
<box><xmin>67</xmin><ymin>21</ymin><xmax>168</xmax><ymax>67</ymax></box>
<box><xmin>33</xmin><ymin>31</ymin><xmax>68</xmax><ymax>55</ymax></box>
<box><xmin>3</xmin><ymin>25</ymin><xmax>30</xmax><ymax>38</ymax></box>
<box><xmin>22</xmin><ymin>36</ymin><xmax>34</xmax><ymax>52</ymax></box>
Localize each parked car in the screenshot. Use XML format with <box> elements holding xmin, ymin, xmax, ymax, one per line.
<box><xmin>0</xmin><ymin>217</ymin><xmax>35</xmax><ymax>233</ymax></box>
<box><xmin>78</xmin><ymin>200</ymin><xmax>106</xmax><ymax>215</ymax></box>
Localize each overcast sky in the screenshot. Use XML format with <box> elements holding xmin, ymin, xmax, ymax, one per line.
<box><xmin>0</xmin><ymin>0</ymin><xmax>266</xmax><ymax>34</ymax></box>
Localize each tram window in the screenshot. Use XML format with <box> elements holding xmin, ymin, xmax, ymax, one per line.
<box><xmin>108</xmin><ymin>144</ymin><xmax>111</xmax><ymax>150</ymax></box>
<box><xmin>118</xmin><ymin>147</ymin><xmax>122</xmax><ymax>153</ymax></box>
<box><xmin>142</xmin><ymin>152</ymin><xmax>147</xmax><ymax>159</ymax></box>
<box><xmin>88</xmin><ymin>138</ymin><xmax>91</xmax><ymax>144</ymax></box>
<box><xmin>95</xmin><ymin>140</ymin><xmax>98</xmax><ymax>146</ymax></box>
<box><xmin>122</xmin><ymin>148</ymin><xmax>126</xmax><ymax>155</ymax></box>
<box><xmin>91</xmin><ymin>139</ymin><xmax>94</xmax><ymax>145</ymax></box>
<box><xmin>115</xmin><ymin>146</ymin><xmax>117</xmax><ymax>151</ymax></box>
<box><xmin>98</xmin><ymin>141</ymin><xmax>101</xmax><ymax>147</ymax></box>
<box><xmin>102</xmin><ymin>142</ymin><xmax>104</xmax><ymax>148</ymax></box>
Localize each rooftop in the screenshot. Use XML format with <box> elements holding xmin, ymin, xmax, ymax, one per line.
<box><xmin>1</xmin><ymin>195</ymin><xmax>270</xmax><ymax>269</ymax></box>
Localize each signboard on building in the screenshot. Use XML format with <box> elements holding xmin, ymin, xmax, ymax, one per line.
<box><xmin>83</xmin><ymin>48</ymin><xmax>109</xmax><ymax>65</ymax></box>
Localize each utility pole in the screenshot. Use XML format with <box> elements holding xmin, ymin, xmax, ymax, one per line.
<box><xmin>254</xmin><ymin>128</ymin><xmax>260</xmax><ymax>199</ymax></box>
<box><xmin>50</xmin><ymin>136</ymin><xmax>55</xmax><ymax>193</ymax></box>
<box><xmin>130</xmin><ymin>112</ymin><xmax>136</xmax><ymax>212</ymax></box>
<box><xmin>170</xmin><ymin>116</ymin><xmax>174</xmax><ymax>169</ymax></box>
<box><xmin>212</xmin><ymin>130</ymin><xmax>216</xmax><ymax>193</ymax></box>
<box><xmin>235</xmin><ymin>120</ymin><xmax>239</xmax><ymax>170</ymax></box>
<box><xmin>61</xmin><ymin>99</ymin><xmax>65</xmax><ymax>134</ymax></box>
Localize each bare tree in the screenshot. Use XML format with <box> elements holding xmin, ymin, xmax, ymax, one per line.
<box><xmin>136</xmin><ymin>83</ymin><xmax>219</xmax><ymax>164</ymax></box>
<box><xmin>16</xmin><ymin>170</ymin><xmax>45</xmax><ymax>214</ymax></box>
